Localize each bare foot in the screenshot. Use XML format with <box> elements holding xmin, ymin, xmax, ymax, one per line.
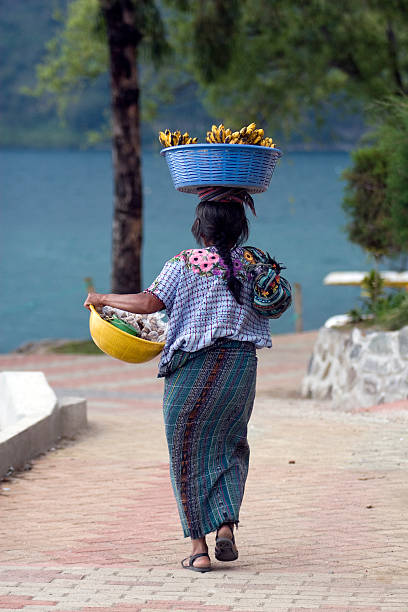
<box><xmin>189</xmin><ymin>551</ymin><xmax>211</xmax><ymax>569</ymax></box>
<box><xmin>217</xmin><ymin>523</ymin><xmax>234</xmax><ymax>540</ymax></box>
<box><xmin>190</xmin><ymin>537</ymin><xmax>211</xmax><ymax>569</ymax></box>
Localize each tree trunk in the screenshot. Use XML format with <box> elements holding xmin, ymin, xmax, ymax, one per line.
<box><xmin>99</xmin><ymin>0</ymin><xmax>143</xmax><ymax>293</ymax></box>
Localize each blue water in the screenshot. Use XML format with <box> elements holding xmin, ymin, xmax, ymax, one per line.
<box><xmin>1</xmin><ymin>148</ymin><xmax>369</xmax><ymax>353</ymax></box>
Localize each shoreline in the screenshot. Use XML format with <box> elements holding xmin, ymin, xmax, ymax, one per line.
<box><xmin>2</xmin><ymin>330</ymin><xmax>319</xmax><ymax>356</ymax></box>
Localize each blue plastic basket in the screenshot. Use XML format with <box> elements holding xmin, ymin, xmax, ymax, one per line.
<box><xmin>160</xmin><ymin>143</ymin><xmax>282</xmax><ymax>194</ymax></box>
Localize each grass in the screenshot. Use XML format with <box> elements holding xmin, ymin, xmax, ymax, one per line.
<box><xmin>50</xmin><ymin>340</ymin><xmax>103</xmax><ymax>355</ymax></box>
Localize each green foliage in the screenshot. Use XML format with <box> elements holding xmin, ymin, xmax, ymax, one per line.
<box><xmin>348</xmin><ymin>307</ymin><xmax>365</xmax><ymax>324</ymax></box>
<box><xmin>21</xmin><ymin>0</ymin><xmax>108</xmax><ymax>118</ymax></box>
<box><xmin>51</xmin><ymin>340</ymin><xmax>103</xmax><ymax>354</ymax></box>
<box><xmin>342</xmin><ymin>96</ymin><xmax>408</xmax><ymax>262</ymax></box>
<box><xmin>342</xmin><ymin>148</ymin><xmax>393</xmax><ymax>259</ymax></box>
<box><xmin>0</xmin><ymin>0</ymin><xmax>112</xmax><ymax>148</ymax></box>
<box><xmin>377</xmin><ymin>293</ymin><xmax>408</xmax><ymax>330</ymax></box>
<box><xmin>374</xmin><ymin>98</ymin><xmax>408</xmax><ymax>254</ymax></box>
<box><xmin>19</xmin><ymin>0</ymin><xmax>175</xmax><ymax>145</ymax></box>
<box><xmin>6</xmin><ymin>0</ymin><xmax>408</xmax><ymax>147</ymax></box>
<box><xmin>185</xmin><ymin>0</ymin><xmax>241</xmax><ymax>83</ymax></box>
<box><xmin>347</xmin><ymin>271</ymin><xmax>408</xmax><ymax>331</ymax></box>
<box><xmin>169</xmin><ymin>0</ymin><xmax>408</xmax><ymax>135</ymax></box>
<box><xmin>360</xmin><ymin>269</ymin><xmax>385</xmax><ymax>312</ymax></box>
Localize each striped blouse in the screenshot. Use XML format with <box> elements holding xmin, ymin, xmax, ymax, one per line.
<box><xmin>144</xmin><ymin>246</ymin><xmax>272</xmax><ymax>376</ymax></box>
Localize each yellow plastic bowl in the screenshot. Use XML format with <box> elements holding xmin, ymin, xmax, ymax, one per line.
<box><xmin>89</xmin><ymin>305</ymin><xmax>165</xmax><ymax>363</ymax></box>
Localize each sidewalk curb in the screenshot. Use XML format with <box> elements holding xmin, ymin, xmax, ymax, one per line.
<box><xmin>0</xmin><ymin>396</ymin><xmax>87</xmax><ymax>479</ymax></box>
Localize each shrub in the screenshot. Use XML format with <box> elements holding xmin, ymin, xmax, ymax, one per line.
<box><xmin>342</xmin><ymin>96</ymin><xmax>408</xmax><ymax>266</ymax></box>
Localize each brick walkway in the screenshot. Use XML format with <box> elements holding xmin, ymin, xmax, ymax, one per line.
<box><xmin>1</xmin><ymin>331</ymin><xmax>408</xmax><ymax>611</ymax></box>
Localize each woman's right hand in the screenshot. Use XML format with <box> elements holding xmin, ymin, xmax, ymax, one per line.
<box><xmin>83</xmin><ymin>292</ymin><xmax>106</xmax><ymax>310</ymax></box>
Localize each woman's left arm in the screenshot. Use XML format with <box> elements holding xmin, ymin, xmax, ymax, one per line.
<box><xmin>83</xmin><ymin>291</ymin><xmax>165</xmax><ymax>314</ymax></box>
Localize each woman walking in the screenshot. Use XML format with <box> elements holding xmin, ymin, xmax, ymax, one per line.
<box><xmin>84</xmin><ymin>188</ymin><xmax>291</xmax><ymax>573</ymax></box>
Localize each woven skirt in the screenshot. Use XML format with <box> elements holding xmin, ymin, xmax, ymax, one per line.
<box><xmin>162</xmin><ymin>339</ymin><xmax>257</xmax><ymax>539</ymax></box>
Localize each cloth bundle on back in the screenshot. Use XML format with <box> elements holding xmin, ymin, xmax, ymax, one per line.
<box><xmin>84</xmin><ymin>127</ymin><xmax>291</xmax><ymax>573</ymax></box>
<box><xmin>197</xmin><ymin>187</ymin><xmax>292</xmax><ymax>320</ymax></box>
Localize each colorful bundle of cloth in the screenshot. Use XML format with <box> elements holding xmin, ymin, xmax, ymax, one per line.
<box><xmin>244</xmin><ymin>246</ymin><xmax>292</xmax><ymax>319</ymax></box>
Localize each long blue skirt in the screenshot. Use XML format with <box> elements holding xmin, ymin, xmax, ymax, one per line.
<box><xmin>162</xmin><ymin>339</ymin><xmax>257</xmax><ymax>539</ymax></box>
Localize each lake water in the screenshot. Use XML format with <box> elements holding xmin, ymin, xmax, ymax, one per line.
<box><xmin>1</xmin><ymin>148</ymin><xmax>369</xmax><ymax>353</ymax></box>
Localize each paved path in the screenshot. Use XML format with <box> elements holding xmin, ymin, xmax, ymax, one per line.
<box><xmin>1</xmin><ymin>331</ymin><xmax>408</xmax><ymax>611</ymax></box>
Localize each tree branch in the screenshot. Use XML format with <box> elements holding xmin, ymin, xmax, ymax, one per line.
<box><xmin>386</xmin><ymin>20</ymin><xmax>406</xmax><ymax>94</ymax></box>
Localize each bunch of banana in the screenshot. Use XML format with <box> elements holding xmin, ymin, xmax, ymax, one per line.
<box><xmin>205</xmin><ymin>122</ymin><xmax>276</xmax><ymax>147</ymax></box>
<box><xmin>260</xmin><ymin>136</ymin><xmax>275</xmax><ymax>148</ymax></box>
<box><xmin>159</xmin><ymin>129</ymin><xmax>198</xmax><ymax>147</ymax></box>
<box><xmin>229</xmin><ymin>123</ymin><xmax>276</xmax><ymax>147</ymax></box>
<box><xmin>230</xmin><ymin>123</ymin><xmax>262</xmax><ymax>145</ymax></box>
<box><xmin>206</xmin><ymin>124</ymin><xmax>233</xmax><ymax>143</ymax></box>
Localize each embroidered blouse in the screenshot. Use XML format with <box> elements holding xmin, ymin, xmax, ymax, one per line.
<box><xmin>144</xmin><ymin>246</ymin><xmax>272</xmax><ymax>376</ymax></box>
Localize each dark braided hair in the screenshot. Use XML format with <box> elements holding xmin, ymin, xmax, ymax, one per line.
<box><xmin>191</xmin><ymin>200</ymin><xmax>249</xmax><ymax>304</ymax></box>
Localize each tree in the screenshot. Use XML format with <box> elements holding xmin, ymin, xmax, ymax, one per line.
<box><xmin>379</xmin><ymin>98</ymin><xmax>408</xmax><ymax>253</ymax></box>
<box><xmin>342</xmin><ymin>96</ymin><xmax>408</xmax><ymax>265</ymax></box>
<box><xmin>175</xmin><ymin>0</ymin><xmax>408</xmax><ymax>135</ymax></box>
<box><xmin>28</xmin><ymin>0</ymin><xmax>168</xmax><ymax>293</ymax></box>
<box><xmin>28</xmin><ymin>0</ymin><xmax>408</xmax><ymax>290</ymax></box>
<box><xmin>342</xmin><ymin>147</ymin><xmax>392</xmax><ymax>261</ymax></box>
<box><xmin>28</xmin><ymin>0</ymin><xmax>236</xmax><ymax>293</ymax></box>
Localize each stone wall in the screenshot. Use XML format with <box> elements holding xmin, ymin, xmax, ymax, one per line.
<box><xmin>301</xmin><ymin>325</ymin><xmax>408</xmax><ymax>409</ymax></box>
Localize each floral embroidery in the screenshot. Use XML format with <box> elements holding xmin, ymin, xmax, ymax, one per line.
<box><xmin>189</xmin><ymin>252</ymin><xmax>203</xmax><ymax>266</ymax></box>
<box><xmin>169</xmin><ymin>247</ymin><xmax>253</xmax><ymax>281</ymax></box>
<box><xmin>243</xmin><ymin>249</ymin><xmax>256</xmax><ymax>264</ymax></box>
<box><xmin>233</xmin><ymin>259</ymin><xmax>243</xmax><ymax>272</ymax></box>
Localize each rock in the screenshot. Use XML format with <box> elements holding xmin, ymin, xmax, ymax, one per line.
<box><xmin>361</xmin><ymin>358</ymin><xmax>384</xmax><ymax>374</ymax></box>
<box><xmin>347</xmin><ymin>367</ymin><xmax>357</xmax><ymax>386</ymax></box>
<box><xmin>350</xmin><ymin>344</ymin><xmax>361</xmax><ymax>360</ymax></box>
<box><xmin>363</xmin><ymin>378</ymin><xmax>378</xmax><ymax>395</ymax></box>
<box><xmin>398</xmin><ymin>327</ymin><xmax>408</xmax><ymax>360</ymax></box>
<box><xmin>368</xmin><ymin>333</ymin><xmax>393</xmax><ymax>355</ymax></box>
<box><xmin>321</xmin><ymin>362</ymin><xmax>331</xmax><ymax>380</ymax></box>
<box><xmin>352</xmin><ymin>328</ymin><xmax>362</xmax><ymax>344</ymax></box>
<box><xmin>385</xmin><ymin>377</ymin><xmax>403</xmax><ymax>394</ymax></box>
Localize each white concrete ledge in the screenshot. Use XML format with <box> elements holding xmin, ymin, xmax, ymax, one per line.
<box><xmin>0</xmin><ymin>372</ymin><xmax>87</xmax><ymax>478</ymax></box>
<box><xmin>324</xmin><ymin>270</ymin><xmax>408</xmax><ymax>287</ymax></box>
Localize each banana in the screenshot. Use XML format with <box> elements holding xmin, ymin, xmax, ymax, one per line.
<box><xmin>206</xmin><ymin>131</ymin><xmax>216</xmax><ymax>143</ymax></box>
<box><xmin>158</xmin><ymin>131</ymin><xmax>167</xmax><ymax>147</ymax></box>
<box><xmin>247</xmin><ymin>122</ymin><xmax>256</xmax><ymax>132</ymax></box>
<box><xmin>213</xmin><ymin>128</ymin><xmax>221</xmax><ymax>143</ymax></box>
<box><xmin>218</xmin><ymin>124</ymin><xmax>226</xmax><ymax>142</ymax></box>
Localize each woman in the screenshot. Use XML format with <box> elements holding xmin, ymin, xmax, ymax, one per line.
<box><xmin>84</xmin><ymin>188</ymin><xmax>290</xmax><ymax>573</ymax></box>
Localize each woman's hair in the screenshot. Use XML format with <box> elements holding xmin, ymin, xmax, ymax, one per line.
<box><xmin>191</xmin><ymin>200</ymin><xmax>249</xmax><ymax>304</ymax></box>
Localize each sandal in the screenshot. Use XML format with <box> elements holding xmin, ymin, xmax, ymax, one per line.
<box><xmin>181</xmin><ymin>552</ymin><xmax>212</xmax><ymax>573</ymax></box>
<box><xmin>215</xmin><ymin>523</ymin><xmax>239</xmax><ymax>562</ymax></box>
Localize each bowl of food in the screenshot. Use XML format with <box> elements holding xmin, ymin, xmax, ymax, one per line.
<box><xmin>89</xmin><ymin>305</ymin><xmax>166</xmax><ymax>363</ymax></box>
